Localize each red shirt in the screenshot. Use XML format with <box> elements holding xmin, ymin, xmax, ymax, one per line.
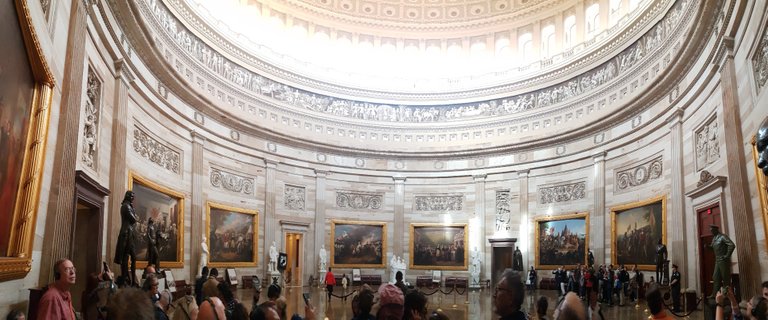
<box><xmin>325</xmin><ymin>272</ymin><xmax>336</xmax><ymax>285</ymax></box>
<box><xmin>38</xmin><ymin>283</ymin><xmax>75</xmax><ymax>320</ymax></box>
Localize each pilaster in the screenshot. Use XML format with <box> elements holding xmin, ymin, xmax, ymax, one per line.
<box><xmin>264</xmin><ymin>159</ymin><xmax>278</xmax><ymax>279</ymax></box>
<box><xmin>314</xmin><ymin>170</ymin><xmax>328</xmax><ymax>273</ymax></box>
<box><xmin>666</xmin><ymin>109</ymin><xmax>687</xmax><ymax>285</ymax></box>
<box><xmin>393</xmin><ymin>177</ymin><xmax>407</xmax><ymax>257</ymax></box>
<box><xmin>718</xmin><ymin>40</ymin><xmax>761</xmax><ymax>297</ymax></box>
<box><xmin>190</xmin><ymin>130</ymin><xmax>205</xmax><ymax>279</ymax></box>
<box><xmin>472</xmin><ymin>174</ymin><xmax>487</xmax><ymax>256</ymax></box>
<box><xmin>517</xmin><ymin>170</ymin><xmax>529</xmax><ymax>269</ymax></box>
<box><xmin>39</xmin><ymin>0</ymin><xmax>89</xmax><ymax>284</ymax></box>
<box><xmin>592</xmin><ymin>151</ymin><xmax>607</xmax><ymax>264</ymax></box>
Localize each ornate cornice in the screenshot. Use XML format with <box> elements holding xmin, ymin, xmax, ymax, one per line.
<box><xmin>132</xmin><ymin>124</ymin><xmax>181</xmax><ymax>174</ymax></box>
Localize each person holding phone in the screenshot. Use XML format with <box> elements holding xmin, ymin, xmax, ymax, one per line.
<box><xmin>289</xmin><ymin>293</ymin><xmax>316</xmax><ymax>320</ymax></box>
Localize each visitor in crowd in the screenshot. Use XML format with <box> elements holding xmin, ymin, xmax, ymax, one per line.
<box><xmin>670</xmin><ymin>264</ymin><xmax>681</xmax><ymax>312</ymax></box>
<box><xmin>527</xmin><ymin>266</ymin><xmax>538</xmax><ymax>294</ymax></box>
<box><xmin>218</xmin><ymin>281</ymin><xmax>238</xmax><ymax>318</ymax></box>
<box><xmin>553</xmin><ymin>266</ymin><xmax>567</xmax><ymax>297</ymax></box>
<box><xmin>395</xmin><ymin>271</ymin><xmax>408</xmax><ymax>295</ymax></box>
<box><xmin>203</xmin><ymin>268</ymin><xmax>221</xmax><ymax>300</ymax></box>
<box><xmin>143</xmin><ymin>273</ymin><xmax>161</xmax><ymax>304</ymax></box>
<box><xmin>324</xmin><ymin>267</ymin><xmax>336</xmax><ymax>301</ymax></box>
<box><xmin>535</xmin><ymin>296</ymin><xmax>548</xmax><ymax>320</ymax></box>
<box><xmin>342</xmin><ymin>274</ymin><xmax>349</xmax><ymax>301</ymax></box>
<box><xmin>106</xmin><ymin>287</ymin><xmax>155</xmax><ymax>319</ymax></box>
<box><xmin>350</xmin><ymin>284</ymin><xmax>375</xmax><ymax>320</ymax></box>
<box><xmin>171</xmin><ymin>295</ymin><xmax>199</xmax><ymax>320</ymax></box>
<box><xmin>553</xmin><ymin>292</ymin><xmax>587</xmax><ymax>320</ymax></box>
<box><xmin>377</xmin><ymin>283</ymin><xmax>405</xmax><ymax>320</ymax></box>
<box><xmin>196</xmin><ymin>266</ymin><xmax>210</xmax><ymax>305</ymax></box>
<box><xmin>231</xmin><ymin>302</ymin><xmax>249</xmax><ymax>320</ymax></box>
<box><xmin>428</xmin><ymin>309</ymin><xmax>450</xmax><ymax>320</ymax></box>
<box><xmin>762</xmin><ymin>281</ymin><xmax>768</xmax><ymax>300</ymax></box>
<box><xmin>575</xmin><ymin>265</ymin><xmax>583</xmax><ymax>299</ymax></box>
<box><xmin>5</xmin><ymin>310</ymin><xmax>25</xmax><ymax>320</ymax></box>
<box><xmin>154</xmin><ymin>289</ymin><xmax>173</xmax><ymax>320</ymax></box>
<box><xmin>646</xmin><ymin>285</ymin><xmax>673</xmax><ymax>320</ymax></box>
<box><xmin>38</xmin><ymin>259</ymin><xmax>77</xmax><ymax>320</ymax></box>
<box><xmin>143</xmin><ymin>264</ymin><xmax>157</xmax><ymax>280</ymax></box>
<box><xmin>404</xmin><ymin>290</ymin><xmax>428</xmax><ymax>320</ymax></box>
<box><xmin>199</xmin><ymin>296</ymin><xmax>227</xmax><ymax>320</ymax></box>
<box><xmin>494</xmin><ymin>269</ymin><xmax>526</xmax><ymax>320</ymax></box>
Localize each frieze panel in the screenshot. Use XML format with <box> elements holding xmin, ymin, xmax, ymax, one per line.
<box><xmin>81</xmin><ymin>68</ymin><xmax>101</xmax><ymax>169</ymax></box>
<box><xmin>132</xmin><ymin>126</ymin><xmax>181</xmax><ymax>174</ymax></box>
<box><xmin>414</xmin><ymin>195</ymin><xmax>463</xmax><ymax>211</ymax></box>
<box><xmin>210</xmin><ymin>167</ymin><xmax>255</xmax><ymax>195</ymax></box>
<box><xmin>538</xmin><ymin>181</ymin><xmax>587</xmax><ymax>204</ymax></box>
<box><xmin>753</xmin><ymin>28</ymin><xmax>768</xmax><ymax>89</ymax></box>
<box><xmin>143</xmin><ymin>0</ymin><xmax>690</xmax><ymax>123</ymax></box>
<box><xmin>336</xmin><ymin>191</ymin><xmax>383</xmax><ymax>210</ymax></box>
<box><xmin>284</xmin><ymin>185</ymin><xmax>306</xmax><ymax>211</ymax></box>
<box><xmin>495</xmin><ymin>190</ymin><xmax>511</xmax><ymax>232</ymax></box>
<box><xmin>614</xmin><ymin>155</ymin><xmax>663</xmax><ymax>192</ymax></box>
<box><xmin>694</xmin><ymin>115</ymin><xmax>720</xmax><ymax>171</ymax></box>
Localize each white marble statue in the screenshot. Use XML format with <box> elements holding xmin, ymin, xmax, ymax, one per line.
<box><xmin>469</xmin><ymin>248</ymin><xmax>481</xmax><ymax>287</ymax></box>
<box><xmin>319</xmin><ymin>245</ymin><xmax>328</xmax><ymax>271</ymax></box>
<box><xmin>389</xmin><ymin>255</ymin><xmax>400</xmax><ymax>284</ymax></box>
<box><xmin>269</xmin><ymin>241</ymin><xmax>278</xmax><ymax>273</ymax></box>
<box><xmin>200</xmin><ymin>236</ymin><xmax>209</xmax><ymax>276</ymax></box>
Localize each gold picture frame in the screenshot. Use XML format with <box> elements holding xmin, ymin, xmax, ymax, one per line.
<box><xmin>611</xmin><ymin>195</ymin><xmax>667</xmax><ymax>271</ymax></box>
<box><xmin>0</xmin><ymin>0</ymin><xmax>56</xmax><ymax>282</ymax></box>
<box><xmin>206</xmin><ymin>202</ymin><xmax>258</xmax><ymax>268</ymax></box>
<box><xmin>751</xmin><ymin>135</ymin><xmax>768</xmax><ymax>251</ymax></box>
<box><xmin>128</xmin><ymin>172</ymin><xmax>185</xmax><ymax>268</ymax></box>
<box><xmin>331</xmin><ymin>220</ymin><xmax>387</xmax><ymax>268</ymax></box>
<box><xmin>410</xmin><ymin>223</ymin><xmax>468</xmax><ymax>270</ymax></box>
<box><xmin>534</xmin><ymin>212</ymin><xmax>590</xmax><ymax>269</ymax></box>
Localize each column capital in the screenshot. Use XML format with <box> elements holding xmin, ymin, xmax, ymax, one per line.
<box><xmin>190</xmin><ymin>130</ymin><xmax>206</xmax><ymax>144</ymax></box>
<box><xmin>314</xmin><ymin>170</ymin><xmax>329</xmax><ymax>177</ymax></box>
<box><xmin>715</xmin><ymin>37</ymin><xmax>735</xmax><ymax>72</ymax></box>
<box><xmin>264</xmin><ymin>159</ymin><xmax>279</xmax><ymax>168</ymax></box>
<box><xmin>114</xmin><ymin>59</ymin><xmax>135</xmax><ymax>85</ymax></box>
<box><xmin>666</xmin><ymin>108</ymin><xmax>684</xmax><ymax>128</ymax></box>
<box><xmin>472</xmin><ymin>174</ymin><xmax>487</xmax><ymax>181</ymax></box>
<box><xmin>592</xmin><ymin>151</ymin><xmax>607</xmax><ymax>162</ymax></box>
<box><xmin>517</xmin><ymin>170</ymin><xmax>530</xmax><ymax>178</ymax></box>
<box><xmin>393</xmin><ymin>176</ymin><xmax>407</xmax><ymax>183</ymax></box>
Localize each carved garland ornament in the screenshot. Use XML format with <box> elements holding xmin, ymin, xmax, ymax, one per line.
<box><xmin>414</xmin><ymin>195</ymin><xmax>463</xmax><ymax>211</ymax></box>
<box><xmin>336</xmin><ymin>191</ymin><xmax>383</xmax><ymax>210</ymax></box>
<box><xmin>144</xmin><ymin>0</ymin><xmax>690</xmax><ymax>123</ymax></box>
<box><xmin>754</xmin><ymin>29</ymin><xmax>768</xmax><ymax>89</ymax></box>
<box><xmin>495</xmin><ymin>190</ymin><xmax>511</xmax><ymax>232</ymax></box>
<box><xmin>81</xmin><ymin>68</ymin><xmax>101</xmax><ymax>169</ymax></box>
<box><xmin>132</xmin><ymin>127</ymin><xmax>181</xmax><ymax>174</ymax></box>
<box><xmin>615</xmin><ymin>156</ymin><xmax>663</xmax><ymax>191</ymax></box>
<box><xmin>284</xmin><ymin>185</ymin><xmax>306</xmax><ymax>210</ymax></box>
<box><xmin>210</xmin><ymin>167</ymin><xmax>255</xmax><ymax>195</ymax></box>
<box><xmin>538</xmin><ymin>181</ymin><xmax>587</xmax><ymax>204</ymax></box>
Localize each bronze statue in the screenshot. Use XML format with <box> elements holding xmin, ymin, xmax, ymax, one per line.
<box><xmin>512</xmin><ymin>246</ymin><xmax>524</xmax><ymax>271</ymax></box>
<box><xmin>709</xmin><ymin>224</ymin><xmax>735</xmax><ymax>297</ymax></box>
<box><xmin>146</xmin><ymin>217</ymin><xmax>159</xmax><ymax>270</ymax></box>
<box><xmin>757</xmin><ymin>117</ymin><xmax>768</xmax><ymax>176</ymax></box>
<box><xmin>655</xmin><ymin>239</ymin><xmax>667</xmax><ymax>284</ymax></box>
<box><xmin>114</xmin><ymin>190</ymin><xmax>138</xmax><ymax>286</ymax></box>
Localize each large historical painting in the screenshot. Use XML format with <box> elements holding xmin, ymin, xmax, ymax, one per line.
<box><xmin>129</xmin><ymin>173</ymin><xmax>185</xmax><ymax>268</ymax></box>
<box><xmin>752</xmin><ymin>136</ymin><xmax>768</xmax><ymax>251</ymax></box>
<box><xmin>206</xmin><ymin>202</ymin><xmax>258</xmax><ymax>267</ymax></box>
<box><xmin>410</xmin><ymin>224</ymin><xmax>468</xmax><ymax>270</ymax></box>
<box><xmin>331</xmin><ymin>220</ymin><xmax>386</xmax><ymax>268</ymax></box>
<box><xmin>0</xmin><ymin>0</ymin><xmax>55</xmax><ymax>281</ymax></box>
<box><xmin>611</xmin><ymin>195</ymin><xmax>666</xmax><ymax>270</ymax></box>
<box><xmin>535</xmin><ymin>213</ymin><xmax>589</xmax><ymax>269</ymax></box>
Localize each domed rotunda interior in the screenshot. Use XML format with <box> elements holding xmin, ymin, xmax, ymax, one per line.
<box><xmin>1</xmin><ymin>0</ymin><xmax>768</xmax><ymax>318</ymax></box>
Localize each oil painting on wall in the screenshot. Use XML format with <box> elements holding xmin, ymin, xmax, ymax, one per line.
<box><xmin>206</xmin><ymin>202</ymin><xmax>258</xmax><ymax>267</ymax></box>
<box><xmin>535</xmin><ymin>213</ymin><xmax>589</xmax><ymax>269</ymax></box>
<box><xmin>129</xmin><ymin>173</ymin><xmax>184</xmax><ymax>268</ymax></box>
<box><xmin>611</xmin><ymin>195</ymin><xmax>666</xmax><ymax>270</ymax></box>
<box><xmin>410</xmin><ymin>224</ymin><xmax>467</xmax><ymax>270</ymax></box>
<box><xmin>331</xmin><ymin>220</ymin><xmax>386</xmax><ymax>268</ymax></box>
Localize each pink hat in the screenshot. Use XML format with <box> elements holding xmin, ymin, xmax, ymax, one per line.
<box><xmin>377</xmin><ymin>284</ymin><xmax>404</xmax><ymax>306</ymax></box>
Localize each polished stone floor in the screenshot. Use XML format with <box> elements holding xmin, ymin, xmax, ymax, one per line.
<box><xmin>234</xmin><ymin>286</ymin><xmax>704</xmax><ymax>320</ymax></box>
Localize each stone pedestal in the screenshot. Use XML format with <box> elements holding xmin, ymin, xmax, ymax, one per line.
<box><xmin>270</xmin><ymin>271</ymin><xmax>282</xmax><ymax>287</ymax></box>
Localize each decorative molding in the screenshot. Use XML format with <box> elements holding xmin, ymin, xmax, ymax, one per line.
<box><xmin>210</xmin><ymin>166</ymin><xmax>255</xmax><ymax>195</ymax></box>
<box><xmin>336</xmin><ymin>191</ymin><xmax>383</xmax><ymax>210</ymax></box>
<box><xmin>132</xmin><ymin>125</ymin><xmax>181</xmax><ymax>174</ymax></box>
<box><xmin>538</xmin><ymin>180</ymin><xmax>587</xmax><ymax>204</ymax></box>
<box><xmin>615</xmin><ymin>155</ymin><xmax>663</xmax><ymax>191</ymax></box>
<box><xmin>753</xmin><ymin>28</ymin><xmax>768</xmax><ymax>89</ymax></box>
<box><xmin>415</xmin><ymin>194</ymin><xmax>463</xmax><ymax>211</ymax></box>
<box><xmin>81</xmin><ymin>67</ymin><xmax>102</xmax><ymax>169</ymax></box>
<box><xmin>142</xmin><ymin>0</ymin><xmax>690</xmax><ymax>122</ymax></box>
<box><xmin>495</xmin><ymin>190</ymin><xmax>511</xmax><ymax>232</ymax></box>
<box><xmin>284</xmin><ymin>185</ymin><xmax>306</xmax><ymax>211</ymax></box>
<box><xmin>697</xmin><ymin>170</ymin><xmax>715</xmax><ymax>187</ymax></box>
<box><xmin>694</xmin><ymin>115</ymin><xmax>720</xmax><ymax>171</ymax></box>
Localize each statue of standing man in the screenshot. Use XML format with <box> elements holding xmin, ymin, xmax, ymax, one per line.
<box><xmin>114</xmin><ymin>191</ymin><xmax>138</xmax><ymax>286</ymax></box>
<box><xmin>319</xmin><ymin>245</ymin><xmax>328</xmax><ymax>271</ymax></box>
<box><xmin>269</xmin><ymin>241</ymin><xmax>278</xmax><ymax>273</ymax></box>
<box><xmin>512</xmin><ymin>246</ymin><xmax>524</xmax><ymax>271</ymax></box>
<box><xmin>709</xmin><ymin>224</ymin><xmax>735</xmax><ymax>297</ymax></box>
<box><xmin>146</xmin><ymin>217</ymin><xmax>160</xmax><ymax>270</ymax></box>
<box><xmin>655</xmin><ymin>239</ymin><xmax>667</xmax><ymax>284</ymax></box>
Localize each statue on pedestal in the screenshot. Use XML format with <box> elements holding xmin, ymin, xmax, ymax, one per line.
<box><xmin>655</xmin><ymin>239</ymin><xmax>667</xmax><ymax>284</ymax></box>
<box><xmin>200</xmin><ymin>236</ymin><xmax>209</xmax><ymax>275</ymax></box>
<box><xmin>709</xmin><ymin>224</ymin><xmax>735</xmax><ymax>297</ymax></box>
<box><xmin>512</xmin><ymin>246</ymin><xmax>524</xmax><ymax>271</ymax></box>
<box><xmin>469</xmin><ymin>248</ymin><xmax>481</xmax><ymax>287</ymax></box>
<box><xmin>114</xmin><ymin>191</ymin><xmax>138</xmax><ymax>286</ymax></box>
<box><xmin>269</xmin><ymin>241</ymin><xmax>278</xmax><ymax>273</ymax></box>
<box><xmin>319</xmin><ymin>245</ymin><xmax>328</xmax><ymax>271</ymax></box>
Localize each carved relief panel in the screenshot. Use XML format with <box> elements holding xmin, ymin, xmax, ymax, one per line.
<box><xmin>414</xmin><ymin>195</ymin><xmax>463</xmax><ymax>212</ymax></box>
<box><xmin>614</xmin><ymin>155</ymin><xmax>663</xmax><ymax>192</ymax></box>
<box><xmin>336</xmin><ymin>191</ymin><xmax>383</xmax><ymax>210</ymax></box>
<box><xmin>694</xmin><ymin>115</ymin><xmax>720</xmax><ymax>171</ymax></box>
<box><xmin>495</xmin><ymin>190</ymin><xmax>511</xmax><ymax>232</ymax></box>
<box><xmin>210</xmin><ymin>166</ymin><xmax>255</xmax><ymax>195</ymax></box>
<box><xmin>538</xmin><ymin>180</ymin><xmax>587</xmax><ymax>204</ymax></box>
<box><xmin>132</xmin><ymin>125</ymin><xmax>181</xmax><ymax>174</ymax></box>
<box><xmin>81</xmin><ymin>67</ymin><xmax>101</xmax><ymax>170</ymax></box>
<box><xmin>284</xmin><ymin>185</ymin><xmax>306</xmax><ymax>211</ymax></box>
<box><xmin>753</xmin><ymin>28</ymin><xmax>768</xmax><ymax>90</ymax></box>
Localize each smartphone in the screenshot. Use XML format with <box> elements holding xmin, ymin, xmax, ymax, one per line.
<box><xmin>302</xmin><ymin>293</ymin><xmax>311</xmax><ymax>306</ymax></box>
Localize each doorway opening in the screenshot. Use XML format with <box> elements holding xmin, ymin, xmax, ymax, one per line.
<box><xmin>697</xmin><ymin>203</ymin><xmax>720</xmax><ymax>297</ymax></box>
<box><xmin>285</xmin><ymin>233</ymin><xmax>303</xmax><ymax>287</ymax></box>
<box><xmin>489</xmin><ymin>238</ymin><xmax>516</xmax><ymax>288</ymax></box>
